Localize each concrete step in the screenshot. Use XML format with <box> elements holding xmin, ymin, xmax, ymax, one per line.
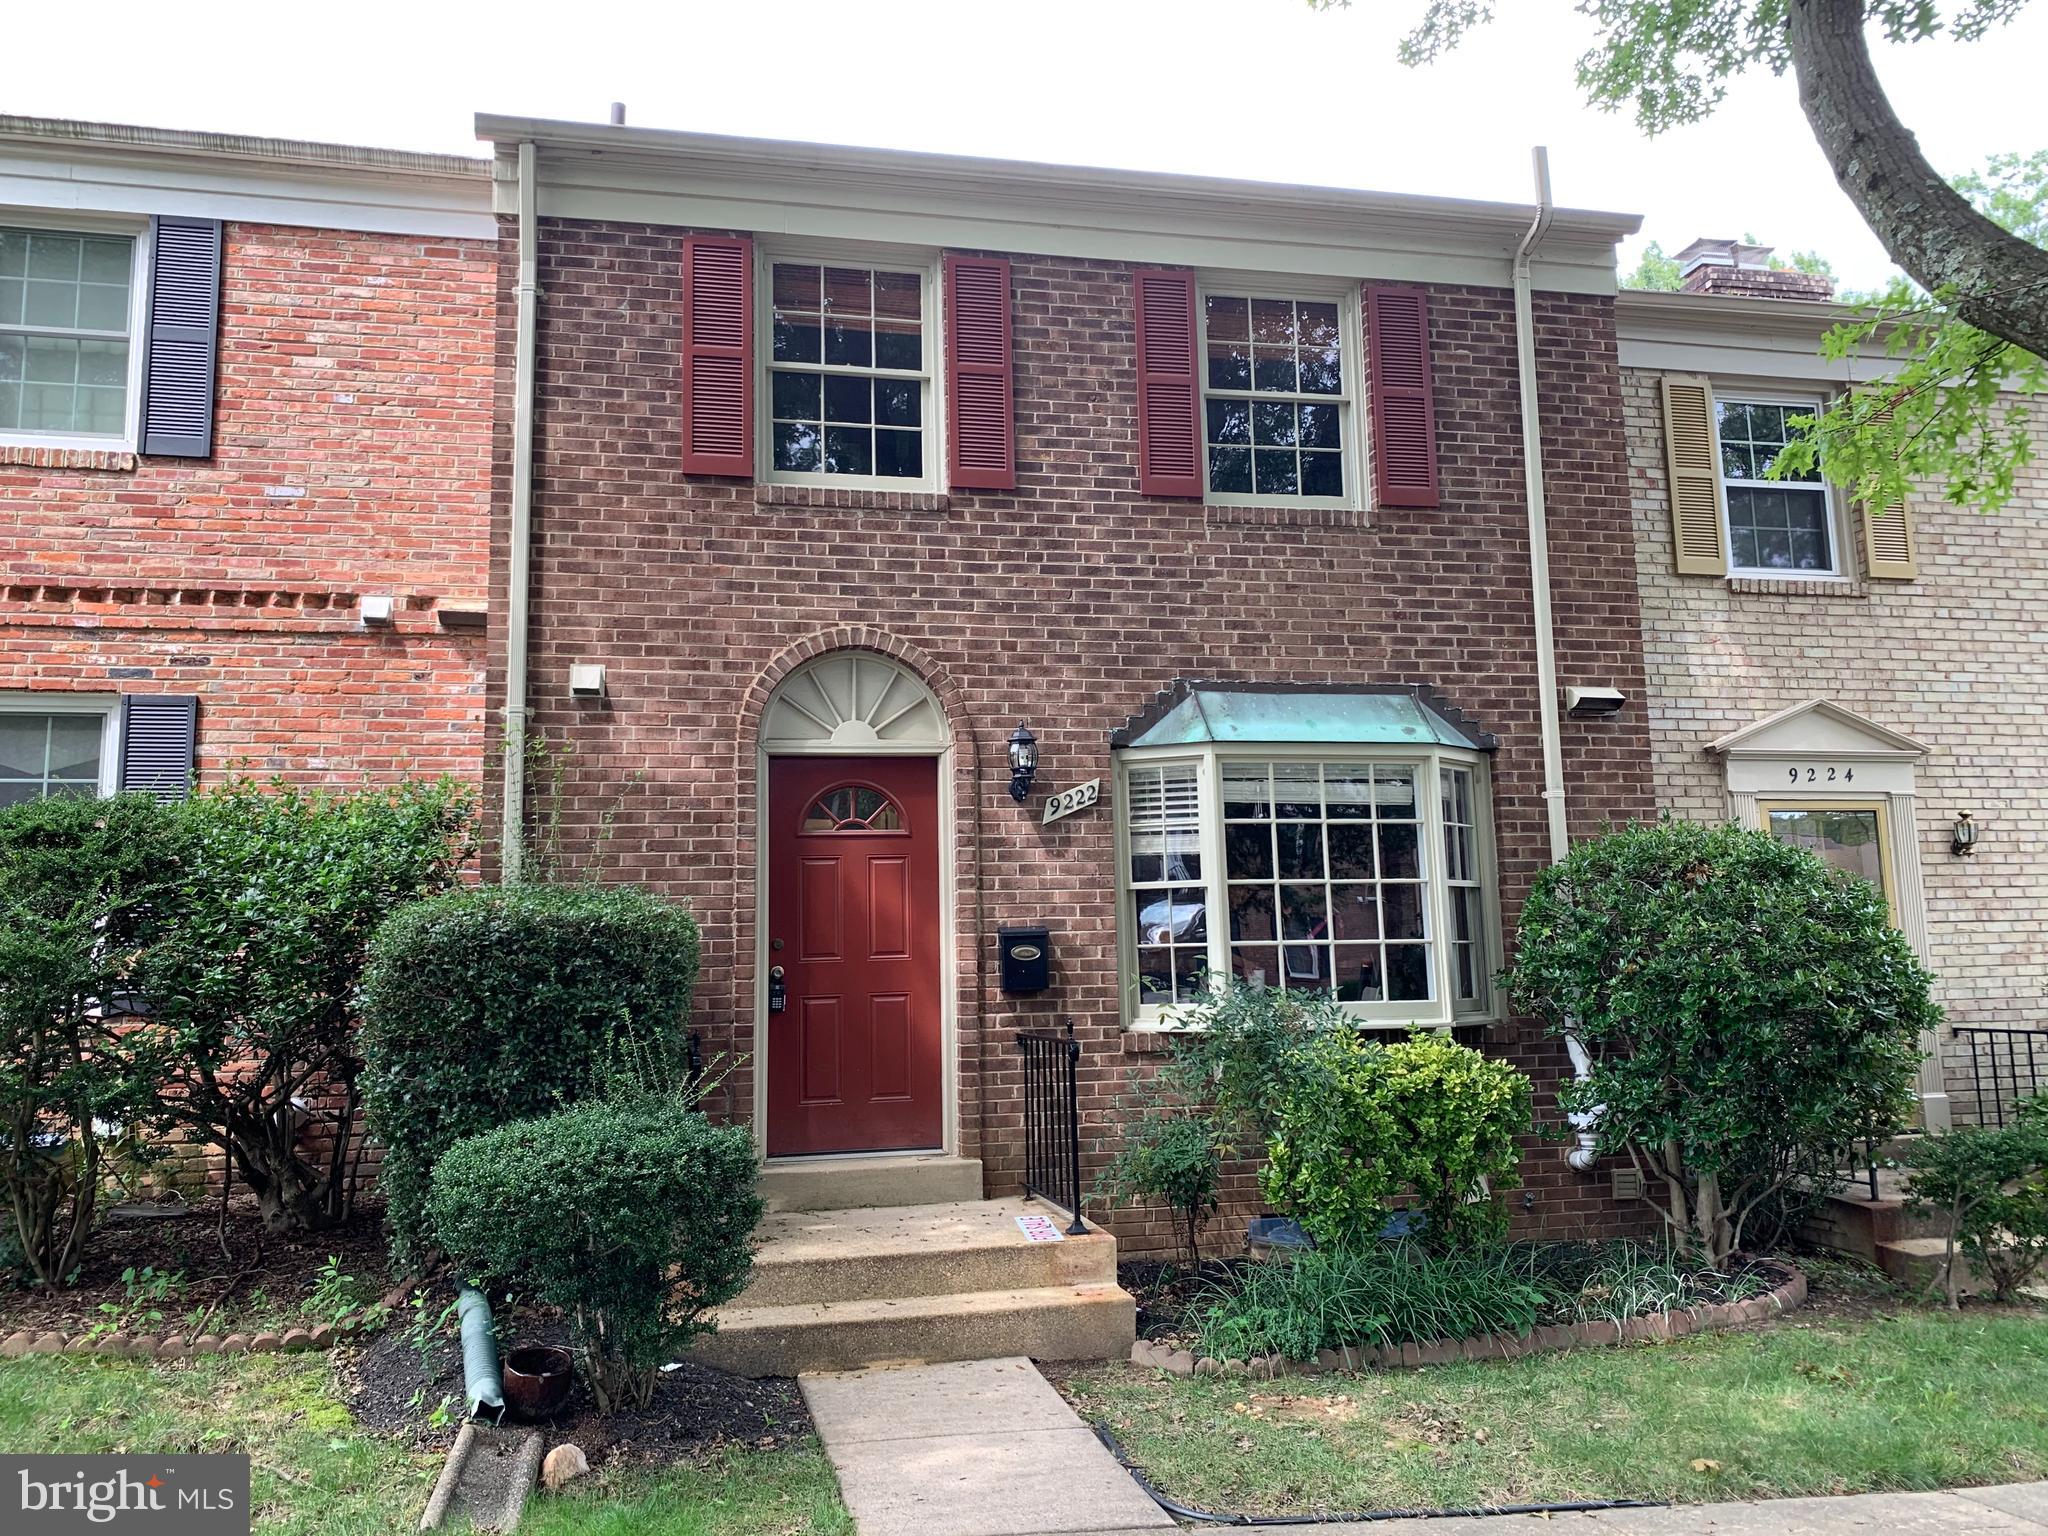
<box><xmin>1878</xmin><ymin>1236</ymin><xmax>1985</xmax><ymax>1297</ymax></box>
<box><xmin>689</xmin><ymin>1282</ymin><xmax>1137</xmax><ymax>1378</ymax></box>
<box><xmin>759</xmin><ymin>1154</ymin><xmax>983</xmax><ymax>1213</ymax></box>
<box><xmin>740</xmin><ymin>1197</ymin><xmax>1118</xmax><ymax>1308</ymax></box>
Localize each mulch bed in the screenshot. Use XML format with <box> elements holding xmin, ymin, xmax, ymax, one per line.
<box><xmin>0</xmin><ymin>1199</ymin><xmax>394</xmax><ymax>1337</ymax></box>
<box><xmin>341</xmin><ymin>1291</ymin><xmax>815</xmax><ymax>1468</ymax></box>
<box><xmin>1123</xmin><ymin>1258</ymin><xmax>1246</xmax><ymax>1342</ymax></box>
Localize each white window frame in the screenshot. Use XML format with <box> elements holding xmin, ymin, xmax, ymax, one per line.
<box><xmin>1114</xmin><ymin>742</ymin><xmax>1500</xmax><ymax>1031</ymax></box>
<box><xmin>0</xmin><ymin>210</ymin><xmax>151</xmax><ymax>453</ymax></box>
<box><xmin>1196</xmin><ymin>274</ymin><xmax>1364</xmax><ymax>512</ymax></box>
<box><xmin>755</xmin><ymin>241</ymin><xmax>943</xmax><ymax>494</ymax></box>
<box><xmin>0</xmin><ymin>692</ymin><xmax>123</xmax><ymax>800</ymax></box>
<box><xmin>1713</xmin><ymin>388</ymin><xmax>1844</xmax><ymax>579</ymax></box>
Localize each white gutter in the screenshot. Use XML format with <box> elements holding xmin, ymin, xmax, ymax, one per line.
<box><xmin>500</xmin><ymin>140</ymin><xmax>537</xmax><ymax>884</ymax></box>
<box><xmin>1511</xmin><ymin>147</ymin><xmax>1601</xmax><ymax>1173</ymax></box>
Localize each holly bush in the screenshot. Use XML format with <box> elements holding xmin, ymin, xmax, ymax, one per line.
<box><xmin>360</xmin><ymin>881</ymin><xmax>700</xmax><ymax>1262</ymax></box>
<box><xmin>1504</xmin><ymin>819</ymin><xmax>1936</xmax><ymax>1267</ymax></box>
<box><xmin>429</xmin><ymin>1094</ymin><xmax>760</xmax><ymax>1413</ymax></box>
<box><xmin>1262</xmin><ymin>1029</ymin><xmax>1532</xmax><ymax>1249</ymax></box>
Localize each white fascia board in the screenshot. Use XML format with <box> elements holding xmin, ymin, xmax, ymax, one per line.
<box><xmin>0</xmin><ymin>137</ymin><xmax>493</xmax><ymax>241</ymax></box>
<box><xmin>478</xmin><ymin>120</ymin><xmax>1636</xmax><ymax>294</ymax></box>
<box><xmin>1615</xmin><ymin>290</ymin><xmax>1896</xmax><ymax>382</ymax></box>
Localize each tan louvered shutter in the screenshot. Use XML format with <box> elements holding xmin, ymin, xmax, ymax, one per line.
<box><xmin>1660</xmin><ymin>375</ymin><xmax>1728</xmax><ymax>576</ymax></box>
<box><xmin>1855</xmin><ymin>390</ymin><xmax>1919</xmax><ymax>579</ymax></box>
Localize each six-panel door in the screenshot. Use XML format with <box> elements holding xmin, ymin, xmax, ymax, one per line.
<box><xmin>766</xmin><ymin>755</ymin><xmax>943</xmax><ymax>1155</ymax></box>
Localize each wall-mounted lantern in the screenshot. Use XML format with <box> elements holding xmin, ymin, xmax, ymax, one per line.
<box><xmin>1007</xmin><ymin>724</ymin><xmax>1038</xmax><ymax>802</ymax></box>
<box><xmin>1951</xmin><ymin>811</ymin><xmax>1979</xmax><ymax>857</ymax></box>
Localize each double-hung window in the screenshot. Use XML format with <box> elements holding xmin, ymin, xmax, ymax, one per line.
<box><xmin>0</xmin><ymin>223</ymin><xmax>145</xmax><ymax>448</ymax></box>
<box><xmin>1117</xmin><ymin>743</ymin><xmax>1498</xmax><ymax>1028</ymax></box>
<box><xmin>1200</xmin><ymin>290</ymin><xmax>1357</xmax><ymax>506</ymax></box>
<box><xmin>1716</xmin><ymin>396</ymin><xmax>1837</xmax><ymax>575</ymax></box>
<box><xmin>765</xmin><ymin>258</ymin><xmax>933</xmax><ymax>488</ymax></box>
<box><xmin>0</xmin><ymin>696</ymin><xmax>120</xmax><ymax>806</ymax></box>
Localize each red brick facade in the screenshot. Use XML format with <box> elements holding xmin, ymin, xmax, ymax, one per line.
<box><xmin>495</xmin><ymin>217</ymin><xmax>1660</xmax><ymax>1254</ymax></box>
<box><xmin>1</xmin><ymin>221</ymin><xmax>496</xmax><ymax>785</ymax></box>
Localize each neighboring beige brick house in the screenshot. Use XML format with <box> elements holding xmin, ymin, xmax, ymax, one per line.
<box><xmin>1620</xmin><ymin>245</ymin><xmax>2048</xmax><ymax>1130</ymax></box>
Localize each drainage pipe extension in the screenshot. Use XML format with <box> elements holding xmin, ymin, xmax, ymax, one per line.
<box><xmin>499</xmin><ymin>139</ymin><xmax>539</xmax><ymax>884</ymax></box>
<box><xmin>457</xmin><ymin>1285</ymin><xmax>505</xmax><ymax>1424</ymax></box>
<box><xmin>1092</xmin><ymin>1421</ymin><xmax>1660</xmax><ymax>1526</ymax></box>
<box><xmin>1511</xmin><ymin>147</ymin><xmax>1602</xmax><ymax>1174</ymax></box>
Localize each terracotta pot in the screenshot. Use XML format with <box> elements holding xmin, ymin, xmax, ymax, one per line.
<box><xmin>502</xmin><ymin>1344</ymin><xmax>573</xmax><ymax>1421</ymax></box>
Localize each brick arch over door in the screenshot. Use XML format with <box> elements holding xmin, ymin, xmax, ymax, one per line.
<box><xmin>733</xmin><ymin>631</ymin><xmax>990</xmax><ymax>1161</ymax></box>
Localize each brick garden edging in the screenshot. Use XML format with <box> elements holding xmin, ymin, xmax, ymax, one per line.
<box><xmin>1129</xmin><ymin>1268</ymin><xmax>1808</xmax><ymax>1379</ymax></box>
<box><xmin>0</xmin><ymin>1283</ymin><xmax>413</xmax><ymax>1363</ymax></box>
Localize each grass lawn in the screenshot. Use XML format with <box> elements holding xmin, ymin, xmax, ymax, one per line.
<box><xmin>0</xmin><ymin>1353</ymin><xmax>850</xmax><ymax>1536</ymax></box>
<box><xmin>1060</xmin><ymin>1307</ymin><xmax>2048</xmax><ymax>1516</ymax></box>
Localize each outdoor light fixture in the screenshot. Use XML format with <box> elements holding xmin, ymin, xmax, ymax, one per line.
<box><xmin>1007</xmin><ymin>723</ymin><xmax>1038</xmax><ymax>802</ymax></box>
<box><xmin>1952</xmin><ymin>811</ymin><xmax>1979</xmax><ymax>856</ymax></box>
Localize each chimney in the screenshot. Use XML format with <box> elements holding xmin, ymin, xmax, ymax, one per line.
<box><xmin>1677</xmin><ymin>237</ymin><xmax>1833</xmax><ymax>301</ymax></box>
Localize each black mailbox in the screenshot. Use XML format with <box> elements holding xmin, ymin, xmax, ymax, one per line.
<box><xmin>998</xmin><ymin>926</ymin><xmax>1051</xmax><ymax>994</ymax></box>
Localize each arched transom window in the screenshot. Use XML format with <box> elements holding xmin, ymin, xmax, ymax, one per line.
<box><xmin>763</xmin><ymin>651</ymin><xmax>947</xmax><ymax>753</ymax></box>
<box><xmin>801</xmin><ymin>784</ymin><xmax>905</xmax><ymax>833</ymax></box>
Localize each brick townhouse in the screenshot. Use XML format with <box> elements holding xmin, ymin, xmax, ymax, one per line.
<box><xmin>0</xmin><ymin>117</ymin><xmax>497</xmax><ymax>802</ymax></box>
<box><xmin>476</xmin><ymin>114</ymin><xmax>1661</xmax><ymax>1315</ymax></box>
<box><xmin>1621</xmin><ymin>238</ymin><xmax>2048</xmax><ymax>1134</ymax></box>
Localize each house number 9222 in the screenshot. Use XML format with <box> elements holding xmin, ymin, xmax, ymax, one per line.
<box><xmin>1787</xmin><ymin>766</ymin><xmax>1854</xmax><ymax>783</ymax></box>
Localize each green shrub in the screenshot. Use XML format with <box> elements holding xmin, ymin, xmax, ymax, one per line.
<box><xmin>1262</xmin><ymin>1030</ymin><xmax>1532</xmax><ymax>1249</ymax></box>
<box><xmin>1503</xmin><ymin>819</ymin><xmax>1936</xmax><ymax>1267</ymax></box>
<box><xmin>361</xmin><ymin>882</ymin><xmax>702</xmax><ymax>1262</ymax></box>
<box><xmin>429</xmin><ymin>1095</ymin><xmax>760</xmax><ymax>1413</ymax></box>
<box><xmin>1154</xmin><ymin>980</ymin><xmax>1348</xmax><ymax>1156</ymax></box>
<box><xmin>0</xmin><ymin>793</ymin><xmax>190</xmax><ymax>1283</ymax></box>
<box><xmin>1905</xmin><ymin>1098</ymin><xmax>2048</xmax><ymax>1306</ymax></box>
<box><xmin>1192</xmin><ymin>1243</ymin><xmax>1548</xmax><ymax>1361</ymax></box>
<box><xmin>144</xmin><ymin>778</ymin><xmax>474</xmax><ymax>1236</ymax></box>
<box><xmin>1095</xmin><ymin>1076</ymin><xmax>1226</xmax><ymax>1265</ymax></box>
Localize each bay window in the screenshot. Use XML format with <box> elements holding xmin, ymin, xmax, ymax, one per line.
<box><xmin>1117</xmin><ymin>742</ymin><xmax>1498</xmax><ymax>1028</ymax></box>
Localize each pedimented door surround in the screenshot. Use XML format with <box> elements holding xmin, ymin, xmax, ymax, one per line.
<box><xmin>1708</xmin><ymin>699</ymin><xmax>1948</xmax><ymax>1130</ymax></box>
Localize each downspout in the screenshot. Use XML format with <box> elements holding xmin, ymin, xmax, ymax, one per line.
<box><xmin>500</xmin><ymin>140</ymin><xmax>538</xmax><ymax>884</ymax></box>
<box><xmin>1511</xmin><ymin>147</ymin><xmax>1600</xmax><ymax>1173</ymax></box>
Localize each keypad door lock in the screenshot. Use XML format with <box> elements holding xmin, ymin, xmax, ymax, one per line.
<box><xmin>768</xmin><ymin>965</ymin><xmax>787</xmax><ymax>1014</ymax></box>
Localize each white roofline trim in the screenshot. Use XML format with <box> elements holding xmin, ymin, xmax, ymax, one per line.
<box><xmin>476</xmin><ymin>115</ymin><xmax>1639</xmax><ymax>295</ymax></box>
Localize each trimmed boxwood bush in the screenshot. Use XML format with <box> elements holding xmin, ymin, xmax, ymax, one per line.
<box><xmin>429</xmin><ymin>1095</ymin><xmax>760</xmax><ymax>1413</ymax></box>
<box><xmin>360</xmin><ymin>882</ymin><xmax>701</xmax><ymax>1260</ymax></box>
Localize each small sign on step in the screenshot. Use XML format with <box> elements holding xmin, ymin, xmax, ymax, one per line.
<box><xmin>1016</xmin><ymin>1213</ymin><xmax>1066</xmax><ymax>1243</ymax></box>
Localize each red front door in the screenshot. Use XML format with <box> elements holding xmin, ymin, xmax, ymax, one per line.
<box><xmin>767</xmin><ymin>755</ymin><xmax>943</xmax><ymax>1156</ymax></box>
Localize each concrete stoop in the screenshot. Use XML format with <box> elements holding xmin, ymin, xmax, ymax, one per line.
<box><xmin>691</xmin><ymin>1194</ymin><xmax>1136</xmax><ymax>1377</ymax></box>
<box><xmin>1798</xmin><ymin>1166</ymin><xmax>1985</xmax><ymax>1297</ymax></box>
<box><xmin>759</xmin><ymin>1153</ymin><xmax>984</xmax><ymax>1213</ymax></box>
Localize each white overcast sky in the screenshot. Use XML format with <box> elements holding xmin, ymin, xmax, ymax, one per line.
<box><xmin>13</xmin><ymin>0</ymin><xmax>2046</xmax><ymax>290</ymax></box>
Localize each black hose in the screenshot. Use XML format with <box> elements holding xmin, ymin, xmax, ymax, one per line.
<box><xmin>1090</xmin><ymin>1420</ymin><xmax>1668</xmax><ymax>1526</ymax></box>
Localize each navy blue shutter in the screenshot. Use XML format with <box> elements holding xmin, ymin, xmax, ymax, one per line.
<box><xmin>119</xmin><ymin>697</ymin><xmax>198</xmax><ymax>801</ymax></box>
<box><xmin>140</xmin><ymin>217</ymin><xmax>222</xmax><ymax>457</ymax></box>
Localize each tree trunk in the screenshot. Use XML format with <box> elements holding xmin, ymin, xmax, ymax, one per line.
<box><xmin>1786</xmin><ymin>0</ymin><xmax>2048</xmax><ymax>358</ymax></box>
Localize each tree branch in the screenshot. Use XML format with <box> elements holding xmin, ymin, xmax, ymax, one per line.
<box><xmin>1787</xmin><ymin>0</ymin><xmax>2048</xmax><ymax>357</ymax></box>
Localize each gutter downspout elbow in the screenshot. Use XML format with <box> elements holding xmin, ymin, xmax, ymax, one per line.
<box><xmin>1512</xmin><ymin>148</ymin><xmax>1601</xmax><ymax>1176</ymax></box>
<box><xmin>501</xmin><ymin>140</ymin><xmax>538</xmax><ymax>884</ymax></box>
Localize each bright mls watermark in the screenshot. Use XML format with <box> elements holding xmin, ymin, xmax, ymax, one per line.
<box><xmin>3</xmin><ymin>1455</ymin><xmax>249</xmax><ymax>1535</ymax></box>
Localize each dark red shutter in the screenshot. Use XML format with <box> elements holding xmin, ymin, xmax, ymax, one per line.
<box><xmin>944</xmin><ymin>254</ymin><xmax>1015</xmax><ymax>491</ymax></box>
<box><xmin>1364</xmin><ymin>284</ymin><xmax>1440</xmax><ymax>508</ymax></box>
<box><xmin>1133</xmin><ymin>268</ymin><xmax>1202</xmax><ymax>498</ymax></box>
<box><xmin>681</xmin><ymin>234</ymin><xmax>753</xmax><ymax>477</ymax></box>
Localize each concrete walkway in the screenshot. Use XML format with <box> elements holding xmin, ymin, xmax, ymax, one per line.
<box><xmin>802</xmin><ymin>1357</ymin><xmax>2048</xmax><ymax>1535</ymax></box>
<box><xmin>799</xmin><ymin>1356</ymin><xmax>1171</xmax><ymax>1536</ymax></box>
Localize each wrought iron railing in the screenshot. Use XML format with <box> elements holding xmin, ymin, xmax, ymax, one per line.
<box><xmin>1015</xmin><ymin>1022</ymin><xmax>1087</xmax><ymax>1236</ymax></box>
<box><xmin>1954</xmin><ymin>1026</ymin><xmax>2047</xmax><ymax>1127</ymax></box>
<box><xmin>1826</xmin><ymin>1136</ymin><xmax>1882</xmax><ymax>1201</ymax></box>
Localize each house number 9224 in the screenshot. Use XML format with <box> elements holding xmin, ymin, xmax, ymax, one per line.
<box><xmin>1787</xmin><ymin>766</ymin><xmax>1854</xmax><ymax>784</ymax></box>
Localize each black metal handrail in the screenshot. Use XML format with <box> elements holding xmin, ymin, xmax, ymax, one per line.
<box><xmin>1955</xmin><ymin>1026</ymin><xmax>2047</xmax><ymax>1127</ymax></box>
<box><xmin>1015</xmin><ymin>1021</ymin><xmax>1087</xmax><ymax>1236</ymax></box>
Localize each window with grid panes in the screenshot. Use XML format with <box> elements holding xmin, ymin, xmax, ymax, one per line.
<box><xmin>1715</xmin><ymin>397</ymin><xmax>1837</xmax><ymax>574</ymax></box>
<box><xmin>1200</xmin><ymin>293</ymin><xmax>1351</xmax><ymax>503</ymax></box>
<box><xmin>1117</xmin><ymin>748</ymin><xmax>1498</xmax><ymax>1026</ymax></box>
<box><xmin>768</xmin><ymin>262</ymin><xmax>929</xmax><ymax>484</ymax></box>
<box><xmin>0</xmin><ymin>226</ymin><xmax>140</xmax><ymax>442</ymax></box>
<box><xmin>0</xmin><ymin>703</ymin><xmax>115</xmax><ymax>806</ymax></box>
